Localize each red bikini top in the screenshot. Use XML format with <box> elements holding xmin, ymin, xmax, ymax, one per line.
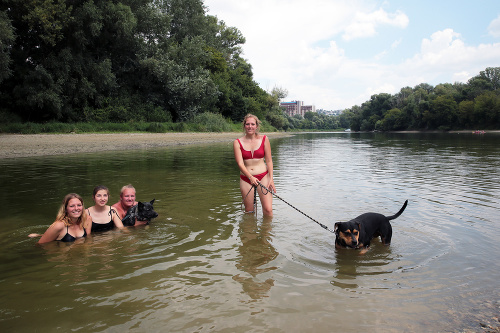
<box><xmin>237</xmin><ymin>135</ymin><xmax>266</xmax><ymax>160</ymax></box>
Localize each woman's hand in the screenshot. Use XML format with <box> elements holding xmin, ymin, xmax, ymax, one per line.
<box><xmin>250</xmin><ymin>176</ymin><xmax>259</xmax><ymax>187</ymax></box>
<box><xmin>267</xmin><ymin>179</ymin><xmax>276</xmax><ymax>193</ymax></box>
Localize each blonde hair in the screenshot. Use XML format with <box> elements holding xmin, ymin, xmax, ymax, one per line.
<box><xmin>242</xmin><ymin>114</ymin><xmax>262</xmax><ymax>134</ymax></box>
<box><xmin>56</xmin><ymin>193</ymin><xmax>88</xmax><ymax>229</ymax></box>
<box><xmin>120</xmin><ymin>184</ymin><xmax>136</xmax><ymax>195</ymax></box>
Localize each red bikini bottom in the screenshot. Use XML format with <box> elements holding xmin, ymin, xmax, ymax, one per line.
<box><xmin>240</xmin><ymin>171</ymin><xmax>268</xmax><ymax>185</ymax></box>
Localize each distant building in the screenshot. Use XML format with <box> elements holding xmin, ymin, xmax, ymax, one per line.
<box><xmin>316</xmin><ymin>109</ymin><xmax>344</xmax><ymax>116</ymax></box>
<box><xmin>280</xmin><ymin>101</ymin><xmax>316</xmax><ymax>117</ymax></box>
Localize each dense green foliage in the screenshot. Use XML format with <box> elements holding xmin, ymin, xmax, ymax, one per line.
<box><xmin>0</xmin><ymin>0</ymin><xmax>278</xmax><ymax>125</ymax></box>
<box><xmin>344</xmin><ymin>67</ymin><xmax>500</xmax><ymax>131</ymax></box>
<box><xmin>276</xmin><ymin>67</ymin><xmax>500</xmax><ymax>131</ymax></box>
<box><xmin>0</xmin><ymin>111</ymin><xmax>279</xmax><ymax>133</ymax></box>
<box><xmin>1</xmin><ymin>0</ymin><xmax>498</xmax><ymax>132</ymax></box>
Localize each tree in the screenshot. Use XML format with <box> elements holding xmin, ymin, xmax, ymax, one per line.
<box><xmin>377</xmin><ymin>108</ymin><xmax>405</xmax><ymax>131</ymax></box>
<box><xmin>424</xmin><ymin>95</ymin><xmax>458</xmax><ymax>129</ymax></box>
<box><xmin>473</xmin><ymin>91</ymin><xmax>500</xmax><ymax>128</ymax></box>
<box><xmin>338</xmin><ymin>110</ymin><xmax>352</xmax><ymax>129</ymax></box>
<box><xmin>458</xmin><ymin>100</ymin><xmax>474</xmax><ymax>128</ymax></box>
<box><xmin>478</xmin><ymin>67</ymin><xmax>500</xmax><ymax>90</ymax></box>
<box><xmin>0</xmin><ymin>10</ymin><xmax>14</xmax><ymax>83</ymax></box>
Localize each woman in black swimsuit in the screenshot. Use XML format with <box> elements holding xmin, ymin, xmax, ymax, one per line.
<box><xmin>87</xmin><ymin>185</ymin><xmax>124</xmax><ymax>232</ymax></box>
<box><xmin>30</xmin><ymin>193</ymin><xmax>92</xmax><ymax>243</ymax></box>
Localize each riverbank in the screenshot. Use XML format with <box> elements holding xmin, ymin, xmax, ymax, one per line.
<box><xmin>0</xmin><ymin>132</ymin><xmax>292</xmax><ymax>159</ymax></box>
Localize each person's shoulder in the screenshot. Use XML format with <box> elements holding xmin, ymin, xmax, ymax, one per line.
<box><xmin>111</xmin><ymin>202</ymin><xmax>120</xmax><ymax>209</ymax></box>
<box><xmin>51</xmin><ymin>220</ymin><xmax>66</xmax><ymax>231</ymax></box>
<box><xmin>234</xmin><ymin>137</ymin><xmax>243</xmax><ymax>147</ymax></box>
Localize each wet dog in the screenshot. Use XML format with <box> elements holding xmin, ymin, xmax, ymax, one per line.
<box><xmin>334</xmin><ymin>200</ymin><xmax>408</xmax><ymax>250</ymax></box>
<box><xmin>122</xmin><ymin>199</ymin><xmax>158</xmax><ymax>226</ymax></box>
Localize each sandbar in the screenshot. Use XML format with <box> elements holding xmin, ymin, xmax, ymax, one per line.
<box><xmin>0</xmin><ymin>132</ymin><xmax>291</xmax><ymax>159</ymax></box>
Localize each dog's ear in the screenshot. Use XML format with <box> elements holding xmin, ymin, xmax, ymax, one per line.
<box><xmin>334</xmin><ymin>222</ymin><xmax>340</xmax><ymax>233</ymax></box>
<box><xmin>138</xmin><ymin>201</ymin><xmax>144</xmax><ymax>209</ymax></box>
<box><xmin>150</xmin><ymin>199</ymin><xmax>155</xmax><ymax>204</ymax></box>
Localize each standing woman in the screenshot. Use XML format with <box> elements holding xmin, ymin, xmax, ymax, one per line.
<box><xmin>234</xmin><ymin>114</ymin><xmax>275</xmax><ymax>216</ymax></box>
<box><xmin>30</xmin><ymin>193</ymin><xmax>92</xmax><ymax>244</ymax></box>
<box><xmin>87</xmin><ymin>185</ymin><xmax>124</xmax><ymax>232</ymax></box>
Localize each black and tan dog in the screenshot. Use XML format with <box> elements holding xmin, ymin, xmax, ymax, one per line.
<box><xmin>122</xmin><ymin>199</ymin><xmax>158</xmax><ymax>226</ymax></box>
<box><xmin>334</xmin><ymin>200</ymin><xmax>408</xmax><ymax>250</ymax></box>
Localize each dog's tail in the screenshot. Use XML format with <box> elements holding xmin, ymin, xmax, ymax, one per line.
<box><xmin>386</xmin><ymin>200</ymin><xmax>408</xmax><ymax>220</ymax></box>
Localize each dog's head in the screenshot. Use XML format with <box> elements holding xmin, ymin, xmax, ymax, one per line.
<box><xmin>334</xmin><ymin>222</ymin><xmax>361</xmax><ymax>248</ymax></box>
<box><xmin>136</xmin><ymin>199</ymin><xmax>158</xmax><ymax>222</ymax></box>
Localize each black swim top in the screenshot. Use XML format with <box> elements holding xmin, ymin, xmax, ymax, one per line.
<box><xmin>89</xmin><ymin>207</ymin><xmax>115</xmax><ymax>232</ymax></box>
<box><xmin>59</xmin><ymin>226</ymin><xmax>87</xmax><ymax>242</ymax></box>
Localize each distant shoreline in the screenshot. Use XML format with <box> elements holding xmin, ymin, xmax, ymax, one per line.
<box><xmin>0</xmin><ymin>132</ymin><xmax>292</xmax><ymax>159</ymax></box>
<box><xmin>2</xmin><ymin>130</ymin><xmax>498</xmax><ymax>159</ymax></box>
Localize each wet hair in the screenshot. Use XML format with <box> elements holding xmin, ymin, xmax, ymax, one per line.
<box><xmin>56</xmin><ymin>193</ymin><xmax>88</xmax><ymax>228</ymax></box>
<box><xmin>120</xmin><ymin>184</ymin><xmax>136</xmax><ymax>196</ymax></box>
<box><xmin>242</xmin><ymin>114</ymin><xmax>262</xmax><ymax>134</ymax></box>
<box><xmin>92</xmin><ymin>185</ymin><xmax>110</xmax><ymax>198</ymax></box>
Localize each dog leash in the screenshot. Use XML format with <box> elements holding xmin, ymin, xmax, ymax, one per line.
<box><xmin>242</xmin><ymin>185</ymin><xmax>258</xmax><ymax>214</ymax></box>
<box><xmin>255</xmin><ymin>180</ymin><xmax>336</xmax><ymax>234</ymax></box>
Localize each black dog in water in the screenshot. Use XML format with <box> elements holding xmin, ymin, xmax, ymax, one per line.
<box><xmin>122</xmin><ymin>199</ymin><xmax>158</xmax><ymax>226</ymax></box>
<box><xmin>334</xmin><ymin>200</ymin><xmax>408</xmax><ymax>250</ymax></box>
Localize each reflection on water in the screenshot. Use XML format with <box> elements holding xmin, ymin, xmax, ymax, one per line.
<box><xmin>1</xmin><ymin>133</ymin><xmax>500</xmax><ymax>332</ymax></box>
<box><xmin>233</xmin><ymin>214</ymin><xmax>278</xmax><ymax>299</ymax></box>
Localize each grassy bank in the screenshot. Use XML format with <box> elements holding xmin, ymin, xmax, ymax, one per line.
<box><xmin>0</xmin><ymin>113</ymin><xmax>278</xmax><ymax>134</ymax></box>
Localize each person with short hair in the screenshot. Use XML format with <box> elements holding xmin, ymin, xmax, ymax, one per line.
<box><xmin>111</xmin><ymin>184</ymin><xmax>138</xmax><ymax>220</ymax></box>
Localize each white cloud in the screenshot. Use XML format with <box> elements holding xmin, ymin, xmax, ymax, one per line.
<box><xmin>403</xmin><ymin>29</ymin><xmax>500</xmax><ymax>82</ymax></box>
<box><xmin>204</xmin><ymin>1</ymin><xmax>500</xmax><ymax>110</ymax></box>
<box><xmin>488</xmin><ymin>14</ymin><xmax>500</xmax><ymax>38</ymax></box>
<box><xmin>342</xmin><ymin>9</ymin><xmax>409</xmax><ymax>41</ymax></box>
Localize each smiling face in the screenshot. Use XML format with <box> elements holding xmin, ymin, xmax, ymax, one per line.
<box><xmin>93</xmin><ymin>189</ymin><xmax>109</xmax><ymax>207</ymax></box>
<box><xmin>120</xmin><ymin>188</ymin><xmax>136</xmax><ymax>209</ymax></box>
<box><xmin>66</xmin><ymin>198</ymin><xmax>83</xmax><ymax>221</ymax></box>
<box><xmin>244</xmin><ymin>117</ymin><xmax>258</xmax><ymax>135</ymax></box>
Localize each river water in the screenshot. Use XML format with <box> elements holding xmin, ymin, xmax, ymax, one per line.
<box><xmin>0</xmin><ymin>132</ymin><xmax>499</xmax><ymax>332</ymax></box>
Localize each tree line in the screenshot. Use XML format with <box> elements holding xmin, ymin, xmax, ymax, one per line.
<box><xmin>0</xmin><ymin>0</ymin><xmax>285</xmax><ymax>126</ymax></box>
<box><xmin>282</xmin><ymin>67</ymin><xmax>500</xmax><ymax>131</ymax></box>
<box><xmin>344</xmin><ymin>67</ymin><xmax>500</xmax><ymax>131</ymax></box>
<box><xmin>1</xmin><ymin>1</ymin><xmax>498</xmax><ymax>132</ymax></box>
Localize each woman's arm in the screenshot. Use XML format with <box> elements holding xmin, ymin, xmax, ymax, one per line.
<box><xmin>84</xmin><ymin>215</ymin><xmax>92</xmax><ymax>235</ymax></box>
<box><xmin>264</xmin><ymin>137</ymin><xmax>275</xmax><ymax>192</ymax></box>
<box><xmin>111</xmin><ymin>209</ymin><xmax>124</xmax><ymax>228</ymax></box>
<box><xmin>38</xmin><ymin>221</ymin><xmax>65</xmax><ymax>244</ymax></box>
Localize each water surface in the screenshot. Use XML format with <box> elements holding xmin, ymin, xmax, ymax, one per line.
<box><xmin>1</xmin><ymin>132</ymin><xmax>499</xmax><ymax>332</ymax></box>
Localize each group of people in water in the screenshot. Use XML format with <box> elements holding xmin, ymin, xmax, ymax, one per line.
<box><xmin>30</xmin><ymin>114</ymin><xmax>276</xmax><ymax>244</ymax></box>
<box><xmin>28</xmin><ymin>184</ymin><xmax>139</xmax><ymax>243</ymax></box>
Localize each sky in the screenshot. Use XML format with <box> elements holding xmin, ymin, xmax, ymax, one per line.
<box><xmin>203</xmin><ymin>0</ymin><xmax>500</xmax><ymax>110</ymax></box>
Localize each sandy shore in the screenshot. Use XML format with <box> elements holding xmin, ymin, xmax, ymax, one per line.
<box><xmin>0</xmin><ymin>132</ymin><xmax>292</xmax><ymax>159</ymax></box>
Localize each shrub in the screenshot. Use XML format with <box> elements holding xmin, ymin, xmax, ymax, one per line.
<box><xmin>146</xmin><ymin>122</ymin><xmax>166</xmax><ymax>133</ymax></box>
<box><xmin>191</xmin><ymin>112</ymin><xmax>233</xmax><ymax>132</ymax></box>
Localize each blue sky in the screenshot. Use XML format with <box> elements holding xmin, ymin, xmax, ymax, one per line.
<box><xmin>204</xmin><ymin>0</ymin><xmax>500</xmax><ymax>110</ymax></box>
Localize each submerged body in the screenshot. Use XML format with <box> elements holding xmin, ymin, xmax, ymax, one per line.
<box><xmin>334</xmin><ymin>200</ymin><xmax>408</xmax><ymax>249</ymax></box>
<box><xmin>233</xmin><ymin>114</ymin><xmax>275</xmax><ymax>216</ymax></box>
